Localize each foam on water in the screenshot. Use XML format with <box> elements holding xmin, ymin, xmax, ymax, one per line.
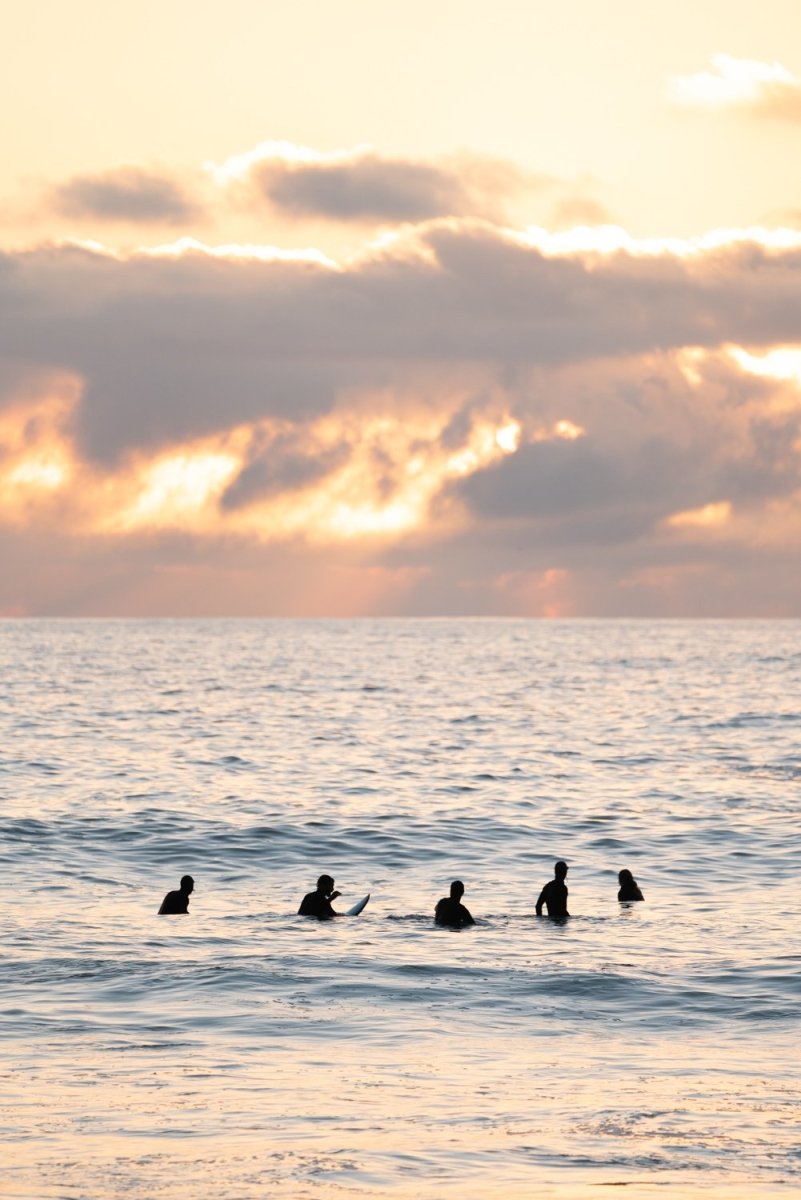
<box><xmin>1</xmin><ymin>618</ymin><xmax>800</xmax><ymax>1198</ymax></box>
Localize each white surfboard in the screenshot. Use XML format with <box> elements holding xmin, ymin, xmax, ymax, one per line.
<box><xmin>345</xmin><ymin>893</ymin><xmax>370</xmax><ymax>916</ymax></box>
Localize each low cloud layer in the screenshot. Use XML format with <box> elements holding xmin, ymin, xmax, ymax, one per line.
<box><xmin>4</xmin><ymin>224</ymin><xmax>801</xmax><ymax>460</ymax></box>
<box><xmin>2</xmin><ymin>220</ymin><xmax>801</xmax><ymax>616</ymax></box>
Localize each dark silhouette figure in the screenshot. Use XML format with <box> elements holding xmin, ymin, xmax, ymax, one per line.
<box><xmin>536</xmin><ymin>860</ymin><xmax>569</xmax><ymax>917</ymax></box>
<box><xmin>618</xmin><ymin>869</ymin><xmax>644</xmax><ymax>901</ymax></box>
<box><xmin>435</xmin><ymin>880</ymin><xmax>475</xmax><ymax>927</ymax></box>
<box><xmin>298</xmin><ymin>874</ymin><xmax>341</xmax><ymax>919</ymax></box>
<box><xmin>158</xmin><ymin>874</ymin><xmax>194</xmax><ymax>914</ymax></box>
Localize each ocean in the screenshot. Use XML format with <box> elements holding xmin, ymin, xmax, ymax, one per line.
<box><xmin>1</xmin><ymin>618</ymin><xmax>799</xmax><ymax>1198</ymax></box>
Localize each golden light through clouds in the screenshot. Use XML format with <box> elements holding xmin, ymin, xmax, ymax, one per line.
<box><xmin>0</xmin><ymin>390</ymin><xmax>524</xmax><ymax>546</ymax></box>
<box><xmin>0</xmin><ymin>388</ymin><xmax>77</xmax><ymax>522</ymax></box>
<box><xmin>728</xmin><ymin>345</ymin><xmax>801</xmax><ymax>386</ymax></box>
<box><xmin>665</xmin><ymin>501</ymin><xmax>732</xmax><ymax>529</ymax></box>
<box><xmin>3</xmin><ymin>0</ymin><xmax>801</xmax><ymax>615</ymax></box>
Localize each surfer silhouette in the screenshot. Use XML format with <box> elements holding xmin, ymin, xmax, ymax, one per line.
<box><xmin>618</xmin><ymin>868</ymin><xmax>644</xmax><ymax>901</ymax></box>
<box><xmin>298</xmin><ymin>874</ymin><xmax>341</xmax><ymax>919</ymax></box>
<box><xmin>536</xmin><ymin>860</ymin><xmax>570</xmax><ymax>917</ymax></box>
<box><xmin>158</xmin><ymin>874</ymin><xmax>194</xmax><ymax>915</ymax></box>
<box><xmin>434</xmin><ymin>880</ymin><xmax>475</xmax><ymax>927</ymax></box>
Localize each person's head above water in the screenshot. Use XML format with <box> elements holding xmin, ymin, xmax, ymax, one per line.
<box><xmin>555</xmin><ymin>861</ymin><xmax>568</xmax><ymax>880</ymax></box>
<box><xmin>618</xmin><ymin>869</ymin><xmax>635</xmax><ymax>886</ymax></box>
<box><xmin>450</xmin><ymin>880</ymin><xmax>465</xmax><ymax>900</ymax></box>
<box><xmin>180</xmin><ymin>875</ymin><xmax>194</xmax><ymax>893</ymax></box>
<box><xmin>316</xmin><ymin>874</ymin><xmax>335</xmax><ymax>894</ymax></box>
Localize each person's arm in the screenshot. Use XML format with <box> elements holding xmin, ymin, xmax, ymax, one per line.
<box><xmin>535</xmin><ymin>885</ymin><xmax>547</xmax><ymax>915</ymax></box>
<box><xmin>462</xmin><ymin>906</ymin><xmax>475</xmax><ymax>926</ymax></box>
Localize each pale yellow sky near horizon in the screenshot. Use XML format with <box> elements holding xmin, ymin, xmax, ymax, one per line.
<box><xmin>4</xmin><ymin>0</ymin><xmax>801</xmax><ymax>242</ymax></box>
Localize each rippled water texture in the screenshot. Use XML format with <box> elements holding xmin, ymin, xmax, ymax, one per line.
<box><xmin>1</xmin><ymin>619</ymin><xmax>800</xmax><ymax>1198</ymax></box>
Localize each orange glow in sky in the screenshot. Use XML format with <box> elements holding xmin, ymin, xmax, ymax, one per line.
<box><xmin>0</xmin><ymin>396</ymin><xmax>525</xmax><ymax>546</ymax></box>
<box><xmin>2</xmin><ymin>0</ymin><xmax>801</xmax><ymax>615</ymax></box>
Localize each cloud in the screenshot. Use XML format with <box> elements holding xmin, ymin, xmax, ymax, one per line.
<box><xmin>670</xmin><ymin>54</ymin><xmax>801</xmax><ymax>120</ymax></box>
<box><xmin>451</xmin><ymin>353</ymin><xmax>801</xmax><ymax>544</ymax></box>
<box><xmin>208</xmin><ymin>141</ymin><xmax>535</xmax><ymax>223</ymax></box>
<box><xmin>3</xmin><ymin>222</ymin><xmax>801</xmax><ymax>615</ymax></box>
<box><xmin>219</xmin><ymin>431</ymin><xmax>350</xmax><ymax>510</ymax></box>
<box><xmin>52</xmin><ymin>168</ymin><xmax>201</xmax><ymax>224</ymax></box>
<box><xmin>4</xmin><ymin>224</ymin><xmax>801</xmax><ymax>468</ymax></box>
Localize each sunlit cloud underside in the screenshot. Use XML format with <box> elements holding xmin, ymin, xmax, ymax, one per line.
<box><xmin>1</xmin><ymin>395</ymin><xmax>526</xmax><ymax>541</ymax></box>
<box><xmin>2</xmin><ymin>222</ymin><xmax>801</xmax><ymax>616</ymax></box>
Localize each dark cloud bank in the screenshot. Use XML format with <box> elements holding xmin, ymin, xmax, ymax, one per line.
<box><xmin>4</xmin><ymin>225</ymin><xmax>801</xmax><ymax>456</ymax></box>
<box><xmin>2</xmin><ymin>221</ymin><xmax>801</xmax><ymax>614</ymax></box>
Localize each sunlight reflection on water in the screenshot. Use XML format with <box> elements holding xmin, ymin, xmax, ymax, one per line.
<box><xmin>1</xmin><ymin>618</ymin><xmax>800</xmax><ymax>1197</ymax></box>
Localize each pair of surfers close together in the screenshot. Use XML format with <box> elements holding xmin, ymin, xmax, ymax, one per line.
<box><xmin>157</xmin><ymin>873</ymin><xmax>368</xmax><ymax>917</ymax></box>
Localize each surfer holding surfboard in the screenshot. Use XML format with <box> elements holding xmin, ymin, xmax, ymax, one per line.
<box><xmin>298</xmin><ymin>874</ymin><xmax>370</xmax><ymax>918</ymax></box>
<box><xmin>298</xmin><ymin>874</ymin><xmax>340</xmax><ymax>918</ymax></box>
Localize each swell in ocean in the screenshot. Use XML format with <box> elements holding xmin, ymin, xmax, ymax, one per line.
<box><xmin>1</xmin><ymin>618</ymin><xmax>799</xmax><ymax>1198</ymax></box>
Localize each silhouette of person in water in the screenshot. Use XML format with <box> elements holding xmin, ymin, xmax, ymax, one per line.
<box><xmin>435</xmin><ymin>880</ymin><xmax>475</xmax><ymax>927</ymax></box>
<box><xmin>158</xmin><ymin>874</ymin><xmax>194</xmax><ymax>915</ymax></box>
<box><xmin>618</xmin><ymin>868</ymin><xmax>644</xmax><ymax>901</ymax></box>
<box><xmin>298</xmin><ymin>874</ymin><xmax>341</xmax><ymax>919</ymax></box>
<box><xmin>536</xmin><ymin>860</ymin><xmax>570</xmax><ymax>917</ymax></box>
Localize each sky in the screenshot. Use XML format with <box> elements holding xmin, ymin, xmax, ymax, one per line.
<box><xmin>2</xmin><ymin>0</ymin><xmax>801</xmax><ymax>616</ymax></box>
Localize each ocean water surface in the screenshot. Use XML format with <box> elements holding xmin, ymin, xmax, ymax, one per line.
<box><xmin>1</xmin><ymin>618</ymin><xmax>799</xmax><ymax>1198</ymax></box>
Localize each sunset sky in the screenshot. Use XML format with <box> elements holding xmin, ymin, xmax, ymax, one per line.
<box><xmin>3</xmin><ymin>0</ymin><xmax>801</xmax><ymax>616</ymax></box>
